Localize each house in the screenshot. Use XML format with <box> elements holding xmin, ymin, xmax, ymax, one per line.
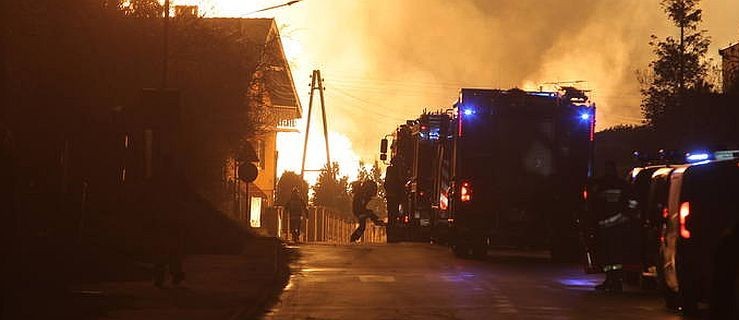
<box><xmin>204</xmin><ymin>17</ymin><xmax>302</xmax><ymax>228</ymax></box>
<box><xmin>719</xmin><ymin>42</ymin><xmax>739</xmax><ymax>93</ymax></box>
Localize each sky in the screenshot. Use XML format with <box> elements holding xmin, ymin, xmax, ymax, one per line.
<box><xmin>173</xmin><ymin>0</ymin><xmax>739</xmax><ymax>183</ymax></box>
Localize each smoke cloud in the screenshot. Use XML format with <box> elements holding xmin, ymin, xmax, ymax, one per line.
<box><xmin>191</xmin><ymin>0</ymin><xmax>739</xmax><ymax>174</ymax></box>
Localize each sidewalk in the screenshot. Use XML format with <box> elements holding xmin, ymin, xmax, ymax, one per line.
<box><xmin>60</xmin><ymin>237</ymin><xmax>291</xmax><ymax>320</ymax></box>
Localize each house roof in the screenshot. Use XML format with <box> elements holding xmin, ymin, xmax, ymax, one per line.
<box><xmin>205</xmin><ymin>18</ymin><xmax>302</xmax><ymax>121</ymax></box>
<box><xmin>719</xmin><ymin>42</ymin><xmax>739</xmax><ymax>57</ymax></box>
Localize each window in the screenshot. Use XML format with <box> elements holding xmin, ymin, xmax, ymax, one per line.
<box><xmin>257</xmin><ymin>139</ymin><xmax>266</xmax><ymax>170</ymax></box>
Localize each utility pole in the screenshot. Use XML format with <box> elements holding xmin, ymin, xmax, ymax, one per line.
<box><xmin>162</xmin><ymin>0</ymin><xmax>170</xmax><ymax>88</ymax></box>
<box><xmin>300</xmin><ymin>70</ymin><xmax>333</xmax><ymax>180</ymax></box>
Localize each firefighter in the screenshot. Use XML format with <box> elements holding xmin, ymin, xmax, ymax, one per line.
<box><xmin>590</xmin><ymin>160</ymin><xmax>635</xmax><ymax>292</ymax></box>
<box><xmin>285</xmin><ymin>188</ymin><xmax>307</xmax><ymax>243</ymax></box>
<box><xmin>350</xmin><ymin>180</ymin><xmax>385</xmax><ymax>242</ymax></box>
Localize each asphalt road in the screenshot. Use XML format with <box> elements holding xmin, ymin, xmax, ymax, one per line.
<box><xmin>264</xmin><ymin>243</ymin><xmax>683</xmax><ymax>320</ymax></box>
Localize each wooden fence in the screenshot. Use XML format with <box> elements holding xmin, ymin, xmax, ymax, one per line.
<box><xmin>275</xmin><ymin>206</ymin><xmax>385</xmax><ymax>243</ymax></box>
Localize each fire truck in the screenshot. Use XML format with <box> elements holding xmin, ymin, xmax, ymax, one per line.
<box><xmin>383</xmin><ymin>113</ymin><xmax>452</xmax><ymax>242</ymax></box>
<box><xmin>382</xmin><ymin>88</ymin><xmax>596</xmax><ymax>259</ymax></box>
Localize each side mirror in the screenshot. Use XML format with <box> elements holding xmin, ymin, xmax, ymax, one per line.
<box><xmin>380</xmin><ymin>138</ymin><xmax>388</xmax><ymax>161</ymax></box>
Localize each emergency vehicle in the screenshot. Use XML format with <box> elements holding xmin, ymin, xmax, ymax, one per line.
<box><xmin>603</xmin><ymin>149</ymin><xmax>738</xmax><ymax>316</ymax></box>
<box><xmin>382</xmin><ymin>87</ymin><xmax>596</xmax><ymax>259</ymax></box>
<box><xmin>383</xmin><ymin>113</ymin><xmax>452</xmax><ymax>242</ymax></box>
<box><xmin>659</xmin><ymin>153</ymin><xmax>739</xmax><ymax>315</ymax></box>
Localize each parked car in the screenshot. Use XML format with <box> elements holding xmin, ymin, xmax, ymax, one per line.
<box><xmin>659</xmin><ymin>159</ymin><xmax>739</xmax><ymax>316</ymax></box>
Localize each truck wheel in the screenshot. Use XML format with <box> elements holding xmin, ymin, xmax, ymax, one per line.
<box><xmin>709</xmin><ymin>231</ymin><xmax>738</xmax><ymax>319</ymax></box>
<box><xmin>679</xmin><ymin>276</ymin><xmax>699</xmax><ymax>316</ymax></box>
<box><xmin>452</xmin><ymin>244</ymin><xmax>470</xmax><ymax>258</ymax></box>
<box><xmin>639</xmin><ymin>274</ymin><xmax>657</xmax><ymax>290</ymax></box>
<box><xmin>471</xmin><ymin>244</ymin><xmax>487</xmax><ymax>260</ymax></box>
<box><xmin>676</xmin><ymin>251</ymin><xmax>700</xmax><ymax>316</ymax></box>
<box><xmin>549</xmin><ymin>237</ymin><xmax>580</xmax><ymax>263</ymax></box>
<box><xmin>386</xmin><ymin>227</ymin><xmax>400</xmax><ymax>243</ymax></box>
<box><xmin>657</xmin><ymin>257</ymin><xmax>680</xmax><ymax>311</ymax></box>
<box><xmin>660</xmin><ymin>278</ymin><xmax>680</xmax><ymax>311</ymax></box>
<box><xmin>623</xmin><ymin>271</ymin><xmax>640</xmax><ymax>286</ymax></box>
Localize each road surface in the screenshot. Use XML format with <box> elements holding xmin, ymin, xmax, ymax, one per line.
<box><xmin>265</xmin><ymin>243</ymin><xmax>681</xmax><ymax>320</ymax></box>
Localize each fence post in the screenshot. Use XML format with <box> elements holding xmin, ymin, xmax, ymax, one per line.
<box><xmin>313</xmin><ymin>208</ymin><xmax>317</xmax><ymax>242</ymax></box>
<box><xmin>308</xmin><ymin>208</ymin><xmax>313</xmax><ymax>242</ymax></box>
<box><xmin>322</xmin><ymin>209</ymin><xmax>326</xmax><ymax>242</ymax></box>
<box><xmin>276</xmin><ymin>207</ymin><xmax>282</xmax><ymax>240</ymax></box>
<box><xmin>303</xmin><ymin>209</ymin><xmax>308</xmax><ymax>242</ymax></box>
<box><xmin>320</xmin><ymin>208</ymin><xmax>325</xmax><ymax>242</ymax></box>
<box><xmin>284</xmin><ymin>209</ymin><xmax>289</xmax><ymax>241</ymax></box>
<box><xmin>345</xmin><ymin>218</ymin><xmax>348</xmax><ymax>243</ymax></box>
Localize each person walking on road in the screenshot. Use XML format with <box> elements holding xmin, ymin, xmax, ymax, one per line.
<box><xmin>285</xmin><ymin>188</ymin><xmax>307</xmax><ymax>243</ymax></box>
<box><xmin>590</xmin><ymin>160</ymin><xmax>635</xmax><ymax>293</ymax></box>
<box><xmin>151</xmin><ymin>156</ymin><xmax>186</xmax><ymax>288</ymax></box>
<box><xmin>350</xmin><ymin>180</ymin><xmax>385</xmax><ymax>242</ymax></box>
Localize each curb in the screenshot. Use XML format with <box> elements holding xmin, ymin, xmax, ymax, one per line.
<box><xmin>229</xmin><ymin>238</ymin><xmax>293</xmax><ymax>320</ymax></box>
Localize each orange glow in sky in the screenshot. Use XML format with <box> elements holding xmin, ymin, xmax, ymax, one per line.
<box><xmin>170</xmin><ymin>0</ymin><xmax>739</xmax><ymax>184</ymax></box>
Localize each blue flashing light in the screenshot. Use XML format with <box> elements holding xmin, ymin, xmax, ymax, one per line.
<box><xmin>429</xmin><ymin>127</ymin><xmax>440</xmax><ymax>140</ymax></box>
<box><xmin>691</xmin><ymin>160</ymin><xmax>711</xmax><ymax>166</ymax></box>
<box><xmin>463</xmin><ymin>109</ymin><xmax>474</xmax><ymax>116</ymax></box>
<box><xmin>686</xmin><ymin>153</ymin><xmax>710</xmax><ymax>162</ymax></box>
<box><xmin>579</xmin><ymin>112</ymin><xmax>590</xmax><ymax>120</ymax></box>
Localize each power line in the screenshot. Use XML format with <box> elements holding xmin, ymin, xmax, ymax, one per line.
<box><xmin>242</xmin><ymin>0</ymin><xmax>304</xmax><ymax>16</ymax></box>
<box><xmin>329</xmin><ymin>87</ymin><xmax>421</xmax><ymax>123</ymax></box>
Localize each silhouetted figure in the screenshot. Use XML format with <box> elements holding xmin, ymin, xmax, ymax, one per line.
<box><xmin>590</xmin><ymin>161</ymin><xmax>634</xmax><ymax>293</ymax></box>
<box><xmin>350</xmin><ymin>180</ymin><xmax>385</xmax><ymax>242</ymax></box>
<box><xmin>285</xmin><ymin>188</ymin><xmax>307</xmax><ymax>243</ymax></box>
<box><xmin>151</xmin><ymin>157</ymin><xmax>186</xmax><ymax>288</ymax></box>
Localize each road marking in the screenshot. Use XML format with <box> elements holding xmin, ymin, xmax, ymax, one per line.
<box><xmin>497</xmin><ymin>307</ymin><xmax>519</xmax><ymax>314</ymax></box>
<box><xmin>358</xmin><ymin>275</ymin><xmax>396</xmax><ymax>282</ymax></box>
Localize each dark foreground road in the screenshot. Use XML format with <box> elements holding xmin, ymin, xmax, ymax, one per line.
<box><xmin>265</xmin><ymin>243</ymin><xmax>681</xmax><ymax>320</ymax></box>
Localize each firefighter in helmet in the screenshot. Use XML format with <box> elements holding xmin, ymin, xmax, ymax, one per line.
<box><xmin>285</xmin><ymin>187</ymin><xmax>307</xmax><ymax>243</ymax></box>
<box><xmin>590</xmin><ymin>160</ymin><xmax>636</xmax><ymax>292</ymax></box>
<box><xmin>350</xmin><ymin>180</ymin><xmax>385</xmax><ymax>242</ymax></box>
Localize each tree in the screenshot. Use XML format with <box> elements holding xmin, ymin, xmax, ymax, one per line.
<box><xmin>720</xmin><ymin>47</ymin><xmax>739</xmax><ymax>94</ymax></box>
<box><xmin>109</xmin><ymin>0</ymin><xmax>163</xmax><ymax>18</ymax></box>
<box><xmin>640</xmin><ymin>0</ymin><xmax>712</xmax><ymax>126</ymax></box>
<box><xmin>353</xmin><ymin>161</ymin><xmax>387</xmax><ymax>217</ymax></box>
<box><xmin>312</xmin><ymin>162</ymin><xmax>351</xmax><ymax>215</ymax></box>
<box><xmin>275</xmin><ymin>171</ymin><xmax>308</xmax><ymax>206</ymax></box>
<box><xmin>369</xmin><ymin>161</ymin><xmax>387</xmax><ymax>217</ymax></box>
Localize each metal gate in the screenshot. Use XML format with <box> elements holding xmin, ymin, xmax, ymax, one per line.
<box><xmin>276</xmin><ymin>206</ymin><xmax>385</xmax><ymax>243</ymax></box>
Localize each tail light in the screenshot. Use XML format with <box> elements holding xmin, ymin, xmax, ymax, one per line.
<box><xmin>582</xmin><ymin>188</ymin><xmax>588</xmax><ymax>200</ymax></box>
<box><xmin>439</xmin><ymin>193</ymin><xmax>449</xmax><ymax>210</ymax></box>
<box><xmin>403</xmin><ymin>215</ymin><xmax>409</xmax><ymax>224</ymax></box>
<box><xmin>460</xmin><ymin>181</ymin><xmax>472</xmax><ymax>202</ymax></box>
<box><xmin>679</xmin><ymin>202</ymin><xmax>691</xmax><ymax>239</ymax></box>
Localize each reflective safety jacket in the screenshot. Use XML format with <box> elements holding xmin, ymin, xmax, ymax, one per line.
<box><xmin>590</xmin><ymin>175</ymin><xmax>634</xmax><ymax>228</ymax></box>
